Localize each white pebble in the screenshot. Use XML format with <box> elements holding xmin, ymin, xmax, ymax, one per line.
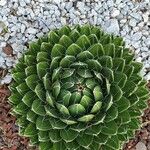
<box><xmin>136</xmin><ymin>142</ymin><xmax>147</xmax><ymax>150</ymax></box>
<box><xmin>0</xmin><ymin>0</ymin><xmax>6</xmax><ymax>6</ymax></box>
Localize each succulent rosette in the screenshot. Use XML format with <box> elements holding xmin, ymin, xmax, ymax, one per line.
<box><xmin>9</xmin><ymin>25</ymin><xmax>149</xmax><ymax>150</ymax></box>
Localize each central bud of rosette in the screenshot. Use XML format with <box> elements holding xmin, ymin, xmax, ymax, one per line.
<box><xmin>48</xmin><ymin>66</ymin><xmax>103</xmax><ymax>123</ymax></box>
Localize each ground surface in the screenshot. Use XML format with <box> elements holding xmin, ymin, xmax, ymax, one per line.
<box><xmin>0</xmin><ymin>82</ymin><xmax>149</xmax><ymax>150</ymax></box>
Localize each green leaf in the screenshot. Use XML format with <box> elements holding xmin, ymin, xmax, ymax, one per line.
<box><xmin>52</xmin><ymin>68</ymin><xmax>61</xmax><ymax>82</ymax></box>
<box><xmin>128</xmin><ymin>94</ymin><xmax>139</xmax><ymax>106</ymax></box>
<box><xmin>135</xmin><ymin>86</ymin><xmax>149</xmax><ymax>98</ymax></box>
<box><xmin>76</xmin><ymin>35</ymin><xmax>91</xmax><ymax>50</ymax></box>
<box><xmin>114</xmin><ymin>72</ymin><xmax>127</xmax><ymax>88</ymax></box>
<box><xmin>25</xmin><ymin>74</ymin><xmax>39</xmax><ymax>90</ymax></box>
<box><xmin>70</xmin><ymin>91</ymin><xmax>82</xmax><ymax>105</ymax></box>
<box><xmin>49</xmin><ymin>118</ymin><xmax>67</xmax><ymax>130</ymax></box>
<box><xmin>116</xmin><ymin>96</ymin><xmax>130</xmax><ymax>113</ymax></box>
<box><xmin>25</xmin><ymin>65</ymin><xmax>36</xmax><ymax>76</ymax></box>
<box><xmin>68</xmin><ymin>104</ymin><xmax>86</xmax><ymax>116</ymax></box>
<box><xmin>37</xmin><ymin>62</ymin><xmax>49</xmax><ymax>79</ymax></box>
<box><xmin>53</xmin><ymin>141</ymin><xmax>66</xmax><ymax>150</ymax></box>
<box><xmin>24</xmin><ymin>123</ymin><xmax>37</xmax><ymax>137</ymax></box>
<box><xmin>78</xmin><ymin>114</ymin><xmax>95</xmax><ymax>122</ymax></box>
<box><xmin>16</xmin><ymin>82</ymin><xmax>29</xmax><ymax>95</ymax></box>
<box><xmin>17</xmin><ymin>116</ymin><xmax>28</xmax><ymax>127</ymax></box>
<box><xmin>31</xmin><ymin>99</ymin><xmax>46</xmax><ymax>116</ymax></box>
<box><xmin>56</xmin><ymin>103</ymin><xmax>70</xmax><ymax>116</ymax></box>
<box><xmin>37</xmin><ymin>52</ymin><xmax>49</xmax><ymax>62</ymax></box>
<box><xmin>60</xmin><ymin>55</ymin><xmax>75</xmax><ymax>68</ymax></box>
<box><xmin>105</xmin><ymin>106</ymin><xmax>118</xmax><ymax>122</ymax></box>
<box><xmin>66</xmin><ymin>44</ymin><xmax>82</xmax><ymax>56</ymax></box>
<box><xmin>29</xmin><ymin>135</ymin><xmax>38</xmax><ymax>146</ymax></box>
<box><xmin>45</xmin><ymin>106</ymin><xmax>59</xmax><ymax>118</ymax></box>
<box><xmin>24</xmin><ymin>55</ymin><xmax>36</xmax><ymax>65</ymax></box>
<box><xmin>110</xmin><ymin>85</ymin><xmax>123</xmax><ymax>102</ymax></box>
<box><xmin>85</xmin><ymin>79</ymin><xmax>97</xmax><ymax>90</ymax></box>
<box><xmin>77</xmin><ymin>69</ymin><xmax>93</xmax><ymax>78</ymax></box>
<box><xmin>43</xmin><ymin>73</ymin><xmax>51</xmax><ymax>90</ymax></box>
<box><xmin>80</xmin><ymin>95</ymin><xmax>92</xmax><ymax>108</ymax></box>
<box><xmin>104</xmin><ymin>43</ymin><xmax>115</xmax><ymax>57</ymax></box>
<box><xmin>48</xmin><ymin>30</ymin><xmax>60</xmax><ymax>44</ymax></box>
<box><xmin>46</xmin><ymin>91</ymin><xmax>54</xmax><ymax>107</ymax></box>
<box><xmin>69</xmin><ymin>29</ymin><xmax>80</xmax><ymax>42</ymax></box>
<box><xmin>95</xmin><ymin>133</ymin><xmax>108</xmax><ymax>144</ymax></box>
<box><xmin>36</xmin><ymin>116</ymin><xmax>52</xmax><ymax>131</ymax></box>
<box><xmin>101</xmin><ymin>120</ymin><xmax>118</xmax><ymax>135</ymax></box>
<box><xmin>60</xmin><ymin>118</ymin><xmax>77</xmax><ymax>125</ymax></box>
<box><xmin>86</xmin><ymin>59</ymin><xmax>102</xmax><ymax>72</ymax></box>
<box><xmin>113</xmin><ymin>58</ymin><xmax>125</xmax><ymax>72</ymax></box>
<box><xmin>80</xmin><ymin>24</ymin><xmax>91</xmax><ymax>35</ymax></box>
<box><xmin>49</xmin><ymin>129</ymin><xmax>61</xmax><ymax>142</ymax></box>
<box><xmin>105</xmin><ymin>135</ymin><xmax>120</xmax><ymax>150</ymax></box>
<box><xmin>118</xmin><ymin>110</ymin><xmax>131</xmax><ymax>124</ymax></box>
<box><xmin>102</xmin><ymin>94</ymin><xmax>113</xmax><ymax>111</ymax></box>
<box><xmin>58</xmin><ymin>25</ymin><xmax>71</xmax><ymax>36</ymax></box>
<box><xmin>77</xmin><ymin>51</ymin><xmax>93</xmax><ymax>62</ymax></box>
<box><xmin>12</xmin><ymin>72</ymin><xmax>26</xmax><ymax>83</ymax></box>
<box><xmin>50</xmin><ymin>56</ymin><xmax>61</xmax><ymax>71</ymax></box>
<box><xmin>39</xmin><ymin>142</ymin><xmax>53</xmax><ymax>150</ymax></box>
<box><xmin>88</xmin><ymin>43</ymin><xmax>104</xmax><ymax>58</ymax></box>
<box><xmin>85</xmin><ymin>124</ymin><xmax>102</xmax><ymax>136</ymax></box>
<box><xmin>38</xmin><ymin>131</ymin><xmax>50</xmax><ymax>142</ymax></box>
<box><xmin>35</xmin><ymin>84</ymin><xmax>46</xmax><ymax>101</ymax></box>
<box><xmin>60</xmin><ymin>128</ymin><xmax>78</xmax><ymax>142</ymax></box>
<box><xmin>40</xmin><ymin>42</ymin><xmax>53</xmax><ymax>52</ymax></box>
<box><xmin>115</xmin><ymin>46</ymin><xmax>123</xmax><ymax>58</ymax></box>
<box><xmin>27</xmin><ymin>110</ymin><xmax>37</xmax><ymax>123</ymax></box>
<box><xmin>52</xmin><ymin>80</ymin><xmax>60</xmax><ymax>98</ymax></box>
<box><xmin>101</xmin><ymin>67</ymin><xmax>114</xmax><ymax>82</ymax></box>
<box><xmin>70</xmin><ymin>62</ymin><xmax>88</xmax><ymax>69</ymax></box>
<box><xmin>8</xmin><ymin>93</ymin><xmax>22</xmax><ymax>105</ymax></box>
<box><xmin>65</xmin><ymin>141</ymin><xmax>80</xmax><ymax>150</ymax></box>
<box><xmin>91</xmin><ymin>101</ymin><xmax>102</xmax><ymax>113</ymax></box>
<box><xmin>61</xmin><ymin>69</ymin><xmax>75</xmax><ymax>79</ymax></box>
<box><xmin>93</xmin><ymin>86</ymin><xmax>103</xmax><ymax>101</ymax></box>
<box><xmin>59</xmin><ymin>35</ymin><xmax>73</xmax><ymax>48</ymax></box>
<box><xmin>22</xmin><ymin>91</ymin><xmax>35</xmax><ymax>107</ymax></box>
<box><xmin>77</xmin><ymin>134</ymin><xmax>93</xmax><ymax>148</ymax></box>
<box><xmin>29</xmin><ymin>41</ymin><xmax>41</xmax><ymax>53</ymax></box>
<box><xmin>132</xmin><ymin>62</ymin><xmax>143</xmax><ymax>73</ymax></box>
<box><xmin>88</xmin><ymin>34</ymin><xmax>98</xmax><ymax>45</ymax></box>
<box><xmin>113</xmin><ymin>36</ymin><xmax>124</xmax><ymax>46</ymax></box>
<box><xmin>124</xmin><ymin>65</ymin><xmax>134</xmax><ymax>78</ymax></box>
<box><xmin>98</xmin><ymin>56</ymin><xmax>113</xmax><ymax>68</ymax></box>
<box><xmin>51</xmin><ymin>44</ymin><xmax>66</xmax><ymax>57</ymax></box>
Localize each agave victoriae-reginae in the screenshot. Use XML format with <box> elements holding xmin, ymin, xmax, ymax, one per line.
<box><xmin>9</xmin><ymin>25</ymin><xmax>149</xmax><ymax>150</ymax></box>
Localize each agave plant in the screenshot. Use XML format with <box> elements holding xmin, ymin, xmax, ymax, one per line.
<box><xmin>9</xmin><ymin>25</ymin><xmax>149</xmax><ymax>150</ymax></box>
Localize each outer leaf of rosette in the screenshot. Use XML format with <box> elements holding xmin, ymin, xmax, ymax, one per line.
<box><xmin>102</xmin><ymin>94</ymin><xmax>113</xmax><ymax>111</ymax></box>
<box><xmin>116</xmin><ymin>96</ymin><xmax>130</xmax><ymax>113</ymax></box>
<box><xmin>53</xmin><ymin>141</ymin><xmax>66</xmax><ymax>150</ymax></box>
<box><xmin>76</xmin><ymin>35</ymin><xmax>91</xmax><ymax>50</ymax></box>
<box><xmin>88</xmin><ymin>34</ymin><xmax>99</xmax><ymax>45</ymax></box>
<box><xmin>29</xmin><ymin>41</ymin><xmax>41</xmax><ymax>54</ymax></box>
<box><xmin>52</xmin><ymin>80</ymin><xmax>60</xmax><ymax>98</ymax></box>
<box><xmin>24</xmin><ymin>123</ymin><xmax>37</xmax><ymax>137</ymax></box>
<box><xmin>36</xmin><ymin>116</ymin><xmax>52</xmax><ymax>131</ymax></box>
<box><xmin>113</xmin><ymin>58</ymin><xmax>125</xmax><ymax>72</ymax></box>
<box><xmin>49</xmin><ymin>129</ymin><xmax>61</xmax><ymax>143</ymax></box>
<box><xmin>48</xmin><ymin>30</ymin><xmax>60</xmax><ymax>44</ymax></box>
<box><xmin>115</xmin><ymin>46</ymin><xmax>123</xmax><ymax>58</ymax></box>
<box><xmin>60</xmin><ymin>55</ymin><xmax>76</xmax><ymax>68</ymax></box>
<box><xmin>104</xmin><ymin>105</ymin><xmax>118</xmax><ymax>122</ymax></box>
<box><xmin>12</xmin><ymin>72</ymin><xmax>26</xmax><ymax>83</ymax></box>
<box><xmin>69</xmin><ymin>29</ymin><xmax>81</xmax><ymax>42</ymax></box>
<box><xmin>85</xmin><ymin>124</ymin><xmax>102</xmax><ymax>136</ymax></box>
<box><xmin>29</xmin><ymin>135</ymin><xmax>39</xmax><ymax>146</ymax></box>
<box><xmin>16</xmin><ymin>82</ymin><xmax>29</xmax><ymax>95</ymax></box>
<box><xmin>37</xmin><ymin>61</ymin><xmax>49</xmax><ymax>79</ymax></box>
<box><xmin>95</xmin><ymin>133</ymin><xmax>108</xmax><ymax>144</ymax></box>
<box><xmin>14</xmin><ymin>61</ymin><xmax>26</xmax><ymax>72</ymax></box>
<box><xmin>25</xmin><ymin>65</ymin><xmax>36</xmax><ymax>76</ymax></box>
<box><xmin>8</xmin><ymin>93</ymin><xmax>22</xmax><ymax>105</ymax></box>
<box><xmin>58</xmin><ymin>25</ymin><xmax>71</xmax><ymax>36</ymax></box>
<box><xmin>80</xmin><ymin>24</ymin><xmax>91</xmax><ymax>35</ymax></box>
<box><xmin>101</xmin><ymin>120</ymin><xmax>118</xmax><ymax>135</ymax></box>
<box><xmin>45</xmin><ymin>105</ymin><xmax>59</xmax><ymax>118</ymax></box>
<box><xmin>22</xmin><ymin>91</ymin><xmax>35</xmax><ymax>107</ymax></box>
<box><xmin>60</xmin><ymin>128</ymin><xmax>79</xmax><ymax>143</ymax></box>
<box><xmin>105</xmin><ymin>135</ymin><xmax>120</xmax><ymax>150</ymax></box>
<box><xmin>86</xmin><ymin>59</ymin><xmax>102</xmax><ymax>72</ymax></box>
<box><xmin>43</xmin><ymin>73</ymin><xmax>51</xmax><ymax>90</ymax></box>
<box><xmin>38</xmin><ymin>131</ymin><xmax>50</xmax><ymax>142</ymax></box>
<box><xmin>113</xmin><ymin>72</ymin><xmax>127</xmax><ymax>88</ymax></box>
<box><xmin>76</xmin><ymin>133</ymin><xmax>93</xmax><ymax>148</ymax></box>
<box><xmin>59</xmin><ymin>35</ymin><xmax>73</xmax><ymax>48</ymax></box>
<box><xmin>101</xmin><ymin>67</ymin><xmax>114</xmax><ymax>82</ymax></box>
<box><xmin>100</xmin><ymin>34</ymin><xmax>112</xmax><ymax>45</ymax></box>
<box><xmin>92</xmin><ymin>112</ymin><xmax>106</xmax><ymax>125</ymax></box>
<box><xmin>117</xmin><ymin>110</ymin><xmax>131</xmax><ymax>124</ymax></box>
<box><xmin>65</xmin><ymin>140</ymin><xmax>80</xmax><ymax>150</ymax></box>
<box><xmin>37</xmin><ymin>52</ymin><xmax>49</xmax><ymax>62</ymax></box>
<box><xmin>56</xmin><ymin>103</ymin><xmax>70</xmax><ymax>116</ymax></box>
<box><xmin>35</xmin><ymin>83</ymin><xmax>46</xmax><ymax>101</ymax></box>
<box><xmin>98</xmin><ymin>56</ymin><xmax>113</xmax><ymax>68</ymax></box>
<box><xmin>17</xmin><ymin>116</ymin><xmax>29</xmax><ymax>128</ymax></box>
<box><xmin>25</xmin><ymin>74</ymin><xmax>39</xmax><ymax>91</ymax></box>
<box><xmin>51</xmin><ymin>44</ymin><xmax>66</xmax><ymax>58</ymax></box>
<box><xmin>52</xmin><ymin>67</ymin><xmax>61</xmax><ymax>82</ymax></box>
<box><xmin>37</xmin><ymin>35</ymin><xmax>48</xmax><ymax>44</ymax></box>
<box><xmin>113</xmin><ymin>36</ymin><xmax>124</xmax><ymax>46</ymax></box>
<box><xmin>77</xmin><ymin>51</ymin><xmax>94</xmax><ymax>62</ymax></box>
<box><xmin>27</xmin><ymin>110</ymin><xmax>37</xmax><ymax>123</ymax></box>
<box><xmin>40</xmin><ymin>42</ymin><xmax>53</xmax><ymax>52</ymax></box>
<box><xmin>131</xmin><ymin>61</ymin><xmax>143</xmax><ymax>73</ymax></box>
<box><xmin>31</xmin><ymin>99</ymin><xmax>46</xmax><ymax>116</ymax></box>
<box><xmin>103</xmin><ymin>43</ymin><xmax>115</xmax><ymax>57</ymax></box>
<box><xmin>91</xmin><ymin>26</ymin><xmax>103</xmax><ymax>39</ymax></box>
<box><xmin>67</xmin><ymin>43</ymin><xmax>82</xmax><ymax>56</ymax></box>
<box><xmin>24</xmin><ymin>55</ymin><xmax>36</xmax><ymax>66</ymax></box>
<box><xmin>70</xmin><ymin>122</ymin><xmax>87</xmax><ymax>132</ymax></box>
<box><xmin>123</xmin><ymin>65</ymin><xmax>134</xmax><ymax>78</ymax></box>
<box><xmin>39</xmin><ymin>141</ymin><xmax>53</xmax><ymax>150</ymax></box>
<box><xmin>88</xmin><ymin>43</ymin><xmax>104</xmax><ymax>58</ymax></box>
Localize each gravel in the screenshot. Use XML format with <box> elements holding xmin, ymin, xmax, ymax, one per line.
<box><xmin>0</xmin><ymin>0</ymin><xmax>150</xmax><ymax>84</ymax></box>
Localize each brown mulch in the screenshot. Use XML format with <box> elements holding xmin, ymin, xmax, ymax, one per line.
<box><xmin>0</xmin><ymin>82</ymin><xmax>150</xmax><ymax>150</ymax></box>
